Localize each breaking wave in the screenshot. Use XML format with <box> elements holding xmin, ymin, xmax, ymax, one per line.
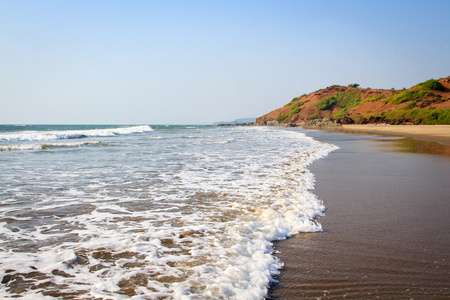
<box><xmin>0</xmin><ymin>125</ymin><xmax>153</xmax><ymax>142</ymax></box>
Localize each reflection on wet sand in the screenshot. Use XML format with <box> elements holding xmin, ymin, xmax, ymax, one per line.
<box><xmin>368</xmin><ymin>137</ymin><xmax>450</xmax><ymax>157</ymax></box>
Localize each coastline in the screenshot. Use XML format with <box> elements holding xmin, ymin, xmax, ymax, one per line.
<box><xmin>336</xmin><ymin>124</ymin><xmax>450</xmax><ymax>145</ymax></box>
<box><xmin>269</xmin><ymin>128</ymin><xmax>450</xmax><ymax>299</ymax></box>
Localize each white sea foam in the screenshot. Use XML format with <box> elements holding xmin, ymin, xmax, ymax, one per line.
<box><xmin>210</xmin><ymin>138</ymin><xmax>235</xmax><ymax>144</ymax></box>
<box><xmin>0</xmin><ymin>125</ymin><xmax>153</xmax><ymax>142</ymax></box>
<box><xmin>0</xmin><ymin>126</ymin><xmax>337</xmax><ymax>299</ymax></box>
<box><xmin>0</xmin><ymin>141</ymin><xmax>103</xmax><ymax>151</ymax></box>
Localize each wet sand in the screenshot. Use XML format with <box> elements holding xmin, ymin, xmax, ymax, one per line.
<box><xmin>270</xmin><ymin>130</ymin><xmax>450</xmax><ymax>299</ymax></box>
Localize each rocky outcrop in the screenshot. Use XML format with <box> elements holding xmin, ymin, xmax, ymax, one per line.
<box><xmin>302</xmin><ymin>119</ymin><xmax>342</xmax><ymax>129</ymax></box>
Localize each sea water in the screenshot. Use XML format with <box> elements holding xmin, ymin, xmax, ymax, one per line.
<box><xmin>0</xmin><ymin>125</ymin><xmax>337</xmax><ymax>299</ymax></box>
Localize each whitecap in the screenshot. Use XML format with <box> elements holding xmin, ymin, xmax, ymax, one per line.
<box><xmin>0</xmin><ymin>141</ymin><xmax>104</xmax><ymax>151</ymax></box>
<box><xmin>0</xmin><ymin>125</ymin><xmax>153</xmax><ymax>142</ymax></box>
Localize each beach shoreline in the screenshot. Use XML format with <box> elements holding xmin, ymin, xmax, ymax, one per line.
<box><xmin>335</xmin><ymin>124</ymin><xmax>450</xmax><ymax>145</ymax></box>
<box><xmin>269</xmin><ymin>128</ymin><xmax>450</xmax><ymax>299</ymax></box>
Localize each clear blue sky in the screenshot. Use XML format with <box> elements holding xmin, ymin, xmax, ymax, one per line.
<box><xmin>1</xmin><ymin>0</ymin><xmax>449</xmax><ymax>124</ymax></box>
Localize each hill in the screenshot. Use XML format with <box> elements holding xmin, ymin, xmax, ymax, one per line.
<box><xmin>255</xmin><ymin>77</ymin><xmax>450</xmax><ymax>126</ymax></box>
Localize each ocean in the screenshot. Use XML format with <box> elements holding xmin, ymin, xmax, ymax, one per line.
<box><xmin>0</xmin><ymin>124</ymin><xmax>337</xmax><ymax>299</ymax></box>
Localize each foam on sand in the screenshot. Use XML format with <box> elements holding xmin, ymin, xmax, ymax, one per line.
<box><xmin>0</xmin><ymin>126</ymin><xmax>337</xmax><ymax>299</ymax></box>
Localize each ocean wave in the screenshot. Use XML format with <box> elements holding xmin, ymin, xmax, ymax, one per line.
<box><xmin>1</xmin><ymin>141</ymin><xmax>105</xmax><ymax>151</ymax></box>
<box><xmin>0</xmin><ymin>126</ymin><xmax>338</xmax><ymax>299</ymax></box>
<box><xmin>183</xmin><ymin>135</ymin><xmax>218</xmax><ymax>139</ymax></box>
<box><xmin>209</xmin><ymin>138</ymin><xmax>235</xmax><ymax>144</ymax></box>
<box><xmin>0</xmin><ymin>125</ymin><xmax>153</xmax><ymax>142</ymax></box>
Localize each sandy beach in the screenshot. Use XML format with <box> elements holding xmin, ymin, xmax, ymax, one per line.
<box><xmin>269</xmin><ymin>128</ymin><xmax>450</xmax><ymax>299</ymax></box>
<box><xmin>338</xmin><ymin>125</ymin><xmax>450</xmax><ymax>145</ymax></box>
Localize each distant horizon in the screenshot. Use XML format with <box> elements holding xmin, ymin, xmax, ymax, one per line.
<box><xmin>0</xmin><ymin>122</ymin><xmax>239</xmax><ymax>126</ymax></box>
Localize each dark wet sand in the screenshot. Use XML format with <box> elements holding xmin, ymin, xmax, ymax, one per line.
<box><xmin>270</xmin><ymin>130</ymin><xmax>450</xmax><ymax>299</ymax></box>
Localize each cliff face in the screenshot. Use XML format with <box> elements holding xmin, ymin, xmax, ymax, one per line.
<box><xmin>256</xmin><ymin>77</ymin><xmax>450</xmax><ymax>125</ymax></box>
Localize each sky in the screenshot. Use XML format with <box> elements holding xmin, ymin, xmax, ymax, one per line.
<box><xmin>1</xmin><ymin>0</ymin><xmax>449</xmax><ymax>125</ymax></box>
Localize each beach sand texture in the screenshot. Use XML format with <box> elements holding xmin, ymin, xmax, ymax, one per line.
<box><xmin>339</xmin><ymin>125</ymin><xmax>450</xmax><ymax>145</ymax></box>
<box><xmin>270</xmin><ymin>129</ymin><xmax>450</xmax><ymax>299</ymax></box>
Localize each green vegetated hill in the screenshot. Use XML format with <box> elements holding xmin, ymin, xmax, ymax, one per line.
<box><xmin>255</xmin><ymin>77</ymin><xmax>450</xmax><ymax>125</ymax></box>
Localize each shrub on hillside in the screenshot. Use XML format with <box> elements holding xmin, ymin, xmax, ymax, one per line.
<box><xmin>284</xmin><ymin>94</ymin><xmax>307</xmax><ymax>107</ymax></box>
<box><xmin>361</xmin><ymin>95</ymin><xmax>385</xmax><ymax>103</ymax></box>
<box><xmin>389</xmin><ymin>90</ymin><xmax>428</xmax><ymax>105</ymax></box>
<box><xmin>416</xmin><ymin>79</ymin><xmax>445</xmax><ymax>91</ymax></box>
<box><xmin>333</xmin><ymin>108</ymin><xmax>347</xmax><ymax>119</ymax></box>
<box><xmin>294</xmin><ymin>94</ymin><xmax>307</xmax><ymax>101</ymax></box>
<box><xmin>277</xmin><ymin>113</ymin><xmax>290</xmax><ymax>123</ymax></box>
<box><xmin>290</xmin><ymin>102</ymin><xmax>302</xmax><ymax>110</ymax></box>
<box><xmin>289</xmin><ymin>107</ymin><xmax>302</xmax><ymax>115</ymax></box>
<box><xmin>403</xmin><ymin>102</ymin><xmax>417</xmax><ymax>109</ymax></box>
<box><xmin>316</xmin><ymin>90</ymin><xmax>362</xmax><ymax>119</ymax></box>
<box><xmin>316</xmin><ymin>96</ymin><xmax>337</xmax><ymax>110</ymax></box>
<box><xmin>334</xmin><ymin>90</ymin><xmax>361</xmax><ymax>108</ymax></box>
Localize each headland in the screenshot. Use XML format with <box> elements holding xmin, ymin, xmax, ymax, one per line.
<box><xmin>255</xmin><ymin>77</ymin><xmax>450</xmax><ymax>127</ymax></box>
